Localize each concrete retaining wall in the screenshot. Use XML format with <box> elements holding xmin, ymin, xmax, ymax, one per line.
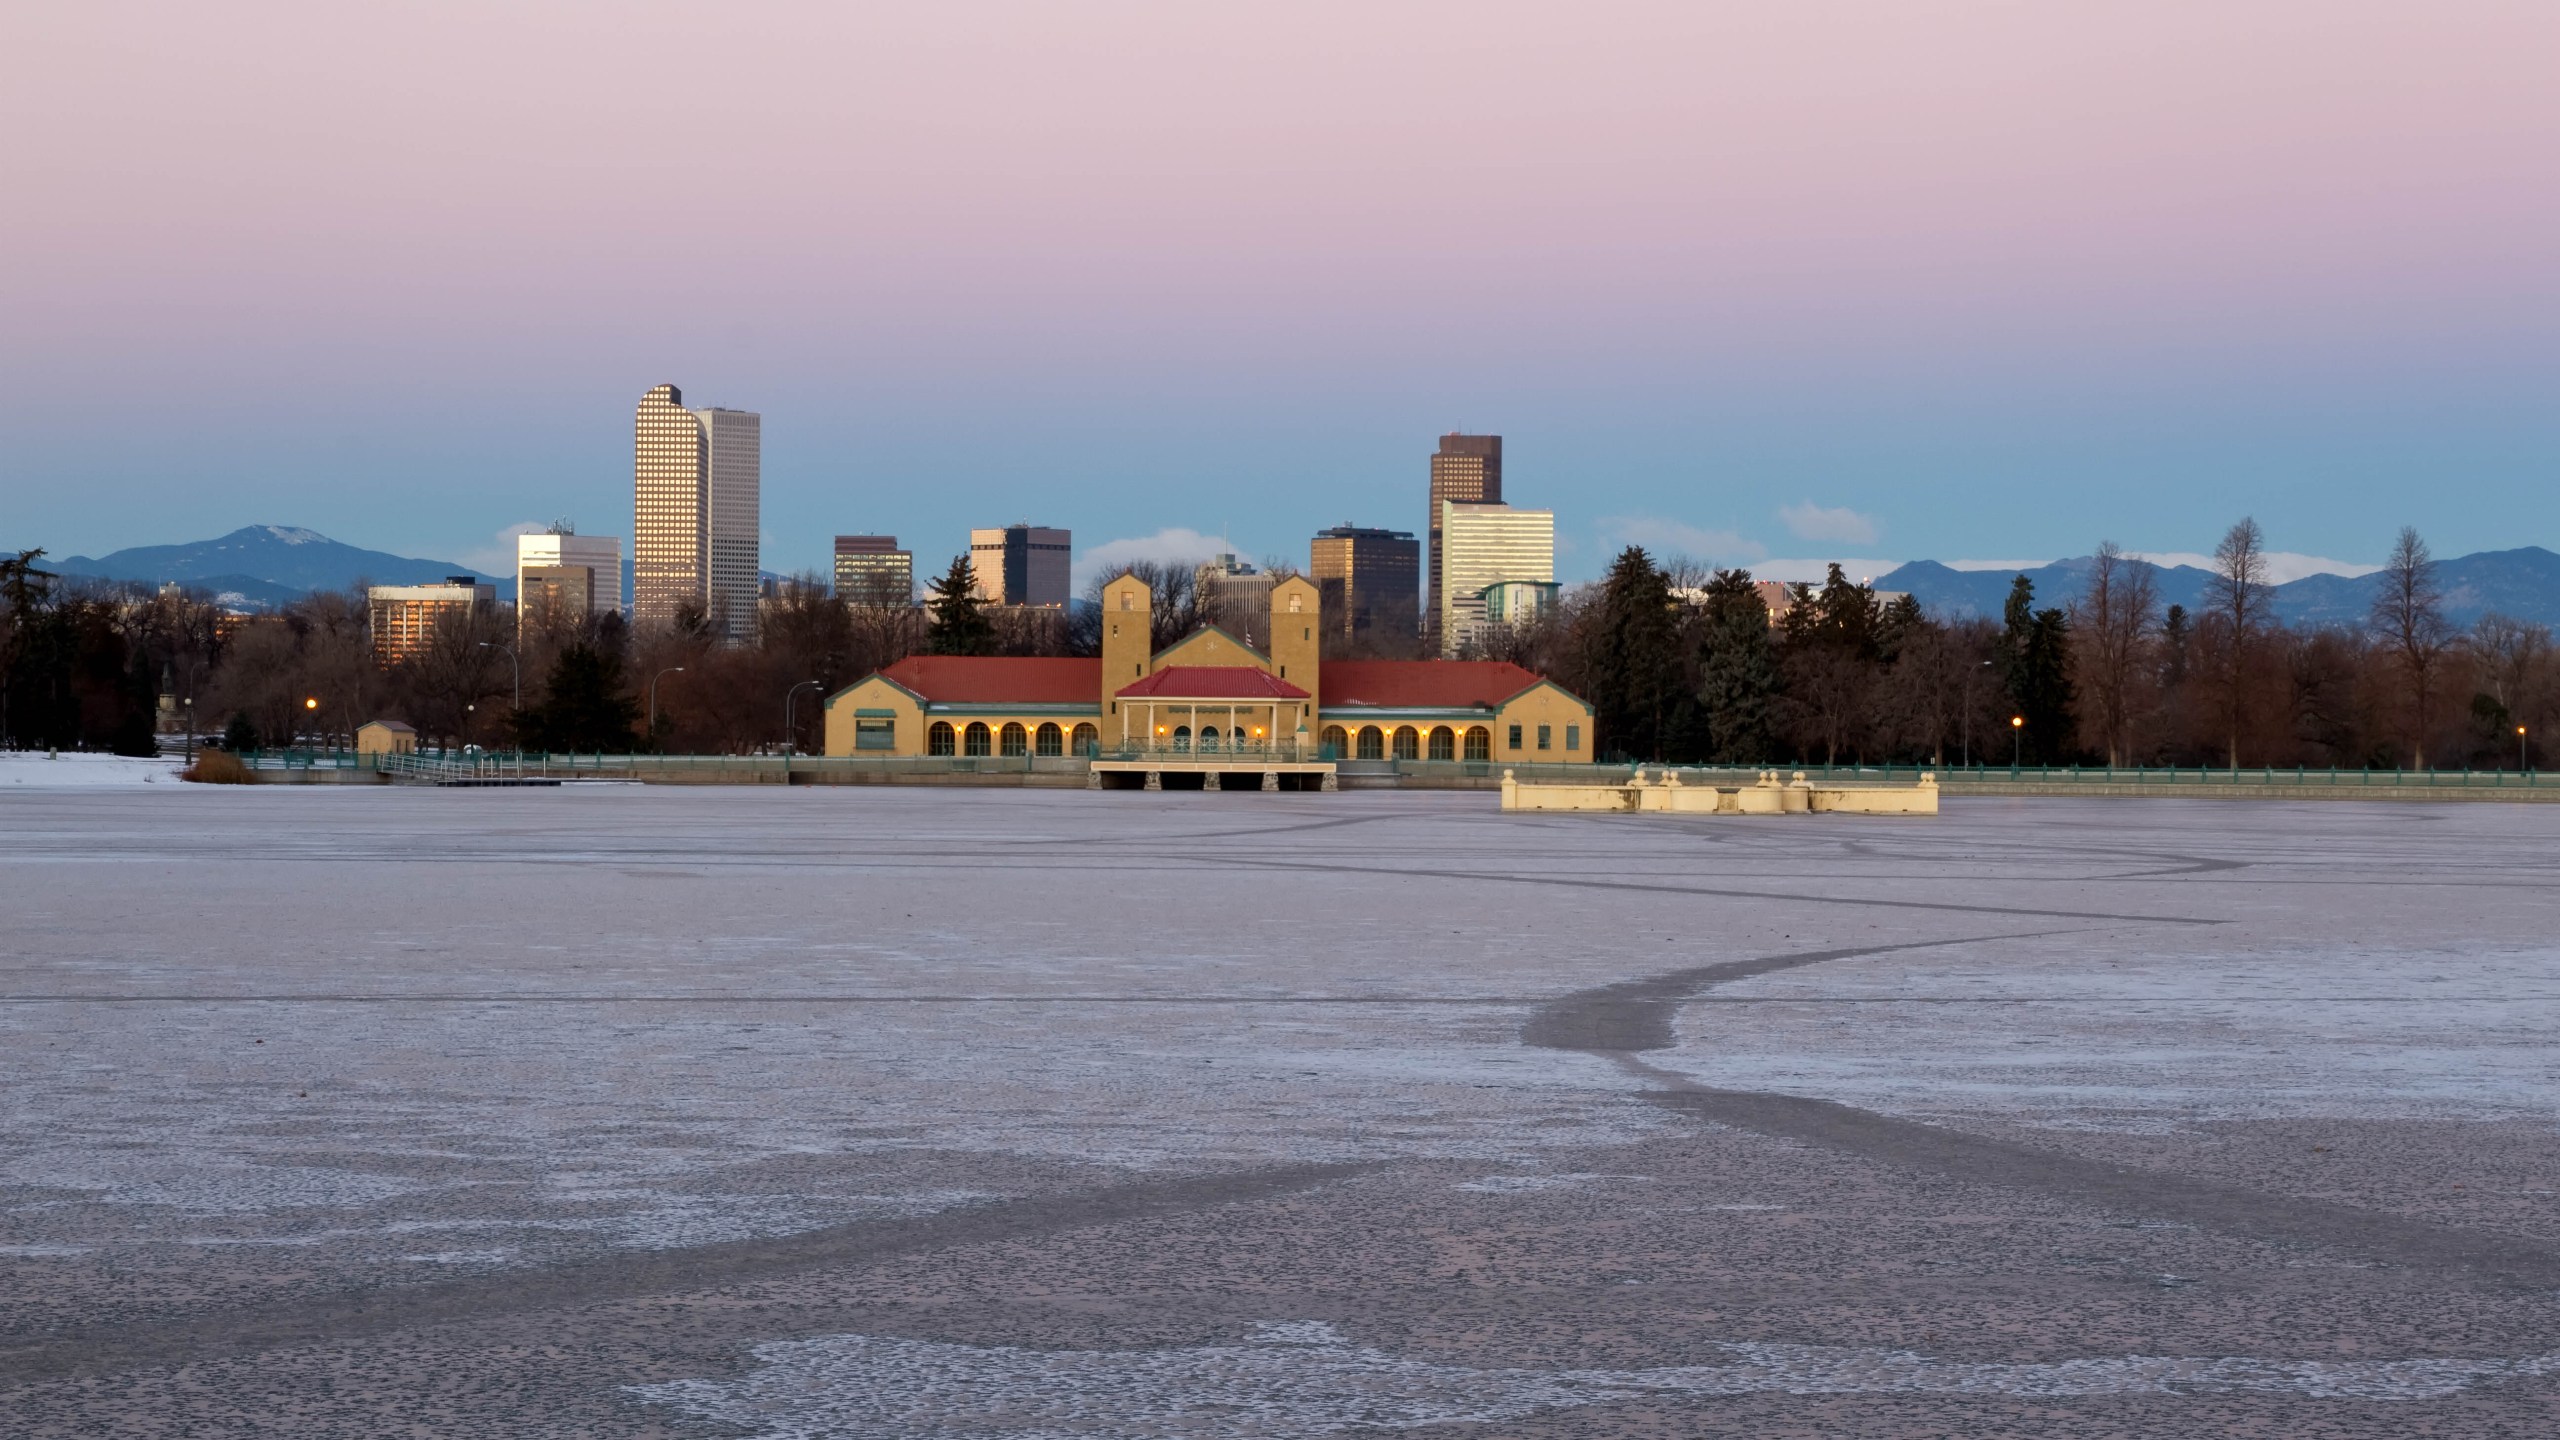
<box><xmin>1503</xmin><ymin>769</ymin><xmax>1940</xmax><ymax>816</ymax></box>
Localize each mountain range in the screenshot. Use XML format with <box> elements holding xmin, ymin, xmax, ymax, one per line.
<box><xmin>1874</xmin><ymin>547</ymin><xmax>2560</xmax><ymax>630</ymax></box>
<box><xmin>27</xmin><ymin>525</ymin><xmax>2560</xmax><ymax>631</ymax></box>
<box><xmin>50</xmin><ymin>526</ymin><xmax>506</xmax><ymax>608</ymax></box>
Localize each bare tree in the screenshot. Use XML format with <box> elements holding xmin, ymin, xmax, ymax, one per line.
<box><xmin>2069</xmin><ymin>541</ymin><xmax>2159</xmax><ymax>766</ymax></box>
<box><xmin>2367</xmin><ymin>525</ymin><xmax>2450</xmax><ymax>769</ymax></box>
<box><xmin>2206</xmin><ymin>517</ymin><xmax>2272</xmax><ymax>768</ymax></box>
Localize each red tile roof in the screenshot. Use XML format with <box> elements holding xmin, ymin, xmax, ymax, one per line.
<box><xmin>1116</xmin><ymin>666</ymin><xmax>1310</xmax><ymax>701</ymax></box>
<box><xmin>1318</xmin><ymin>660</ymin><xmax>1554</xmax><ymax>710</ymax></box>
<box><xmin>875</xmin><ymin>656</ymin><xmax>1100</xmax><ymax>705</ymax></box>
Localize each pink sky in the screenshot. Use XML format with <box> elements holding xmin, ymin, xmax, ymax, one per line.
<box><xmin>5</xmin><ymin>1</ymin><xmax>2556</xmax><ymax>574</ymax></box>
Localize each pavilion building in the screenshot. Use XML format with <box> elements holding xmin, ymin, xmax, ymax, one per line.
<box><xmin>821</xmin><ymin>573</ymin><xmax>1593</xmax><ymax>784</ymax></box>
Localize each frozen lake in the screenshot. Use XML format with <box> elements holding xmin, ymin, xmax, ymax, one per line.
<box><xmin>3</xmin><ymin>785</ymin><xmax>2557</xmax><ymax>1437</ymax></box>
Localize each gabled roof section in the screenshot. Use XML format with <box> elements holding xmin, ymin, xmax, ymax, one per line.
<box><xmin>1318</xmin><ymin>660</ymin><xmax>1562</xmax><ymax>710</ymax></box>
<box><xmin>875</xmin><ymin>655</ymin><xmax>1101</xmax><ymax>705</ymax></box>
<box><xmin>1117</xmin><ymin>666</ymin><xmax>1310</xmax><ymax>701</ymax></box>
<box><xmin>1151</xmin><ymin>624</ymin><xmax>1267</xmax><ymax>667</ymax></box>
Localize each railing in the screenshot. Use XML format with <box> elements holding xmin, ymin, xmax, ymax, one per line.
<box><xmin>1634</xmin><ymin>762</ymin><xmax>2545</xmax><ymax>791</ymax></box>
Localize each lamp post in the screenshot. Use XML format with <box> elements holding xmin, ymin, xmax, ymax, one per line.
<box><xmin>304</xmin><ymin>695</ymin><xmax>319</xmax><ymax>752</ymax></box>
<box><xmin>1961</xmin><ymin>658</ymin><xmax>1991</xmax><ymax>767</ymax></box>
<box><xmin>784</xmin><ymin>679</ymin><xmax>821</xmax><ymax>756</ymax></box>
<box><xmin>183</xmin><ymin>696</ymin><xmax>195</xmax><ymax>765</ymax></box>
<box><xmin>2011</xmin><ymin>714</ymin><xmax>2024</xmax><ymax>774</ymax></box>
<box><xmin>2521</xmin><ymin>724</ymin><xmax>2530</xmax><ymax>774</ymax></box>
<box><xmin>649</xmin><ymin>666</ymin><xmax>685</xmax><ymax>747</ymax></box>
<box><xmin>477</xmin><ymin>642</ymin><xmax>519</xmax><ymax>712</ymax></box>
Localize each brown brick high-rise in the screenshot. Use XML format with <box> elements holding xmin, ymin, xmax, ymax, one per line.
<box><xmin>1427</xmin><ymin>433</ymin><xmax>1501</xmax><ymax>647</ymax></box>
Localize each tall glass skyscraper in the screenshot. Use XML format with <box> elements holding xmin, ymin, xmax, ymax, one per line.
<box><xmin>633</xmin><ymin>383</ymin><xmax>760</xmax><ymax>643</ymax></box>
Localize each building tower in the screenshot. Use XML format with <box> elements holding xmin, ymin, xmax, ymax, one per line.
<box><xmin>967</xmin><ymin>525</ymin><xmax>1073</xmax><ymax>607</ymax></box>
<box><xmin>1426</xmin><ymin>434</ymin><xmax>1501</xmax><ymax>647</ymax></box>
<box><xmin>1309</xmin><ymin>524</ymin><xmax>1420</xmax><ymax>644</ymax></box>
<box><xmin>1098</xmin><ymin>571</ymin><xmax>1154</xmax><ymax>743</ymax></box>
<box><xmin>833</xmin><ymin>535</ymin><xmax>914</xmax><ymax>606</ymax></box>
<box><xmin>631</xmin><ymin>383</ymin><xmax>760</xmax><ymax>643</ymax></box>
<box><xmin>1436</xmin><ymin>501</ymin><xmax>1554</xmax><ymax>657</ymax></box>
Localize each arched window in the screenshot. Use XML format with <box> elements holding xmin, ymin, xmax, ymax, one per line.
<box><xmin>1172</xmin><ymin>725</ymin><xmax>1192</xmax><ymax>752</ymax></box>
<box><xmin>1199</xmin><ymin>726</ymin><xmax>1221</xmax><ymax>751</ymax></box>
<box><xmin>1035</xmin><ymin>723</ymin><xmax>1063</xmax><ymax>757</ymax></box>
<box><xmin>1356</xmin><ymin>726</ymin><xmax>1384</xmax><ymax>760</ymax></box>
<box><xmin>1391</xmin><ymin>726</ymin><xmax>1420</xmax><ymax>761</ymax></box>
<box><xmin>1321</xmin><ymin>725</ymin><xmax>1347</xmax><ymax>757</ymax></box>
<box><xmin>1463</xmin><ymin>726</ymin><xmax>1492</xmax><ymax>761</ymax></box>
<box><xmin>964</xmin><ymin>722</ymin><xmax>992</xmax><ymax>756</ymax></box>
<box><xmin>928</xmin><ymin>721</ymin><xmax>956</xmax><ymax>756</ymax></box>
<box><xmin>999</xmin><ymin>722</ymin><xmax>1028</xmax><ymax>757</ymax></box>
<box><xmin>1070</xmin><ymin>723</ymin><xmax>1098</xmax><ymax>755</ymax></box>
<box><xmin>1427</xmin><ymin>726</ymin><xmax>1455</xmax><ymax>761</ymax></box>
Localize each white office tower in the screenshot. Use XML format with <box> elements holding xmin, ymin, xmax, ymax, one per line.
<box><xmin>1436</xmin><ymin>501</ymin><xmax>1555</xmax><ymax>656</ymax></box>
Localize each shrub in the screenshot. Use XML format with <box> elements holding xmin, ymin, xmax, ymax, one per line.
<box><xmin>181</xmin><ymin>750</ymin><xmax>253</xmax><ymax>784</ymax></box>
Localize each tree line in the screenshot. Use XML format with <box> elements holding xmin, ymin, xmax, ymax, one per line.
<box><xmin>7</xmin><ymin>522</ymin><xmax>2552</xmax><ymax>769</ymax></box>
<box><xmin>1526</xmin><ymin>520</ymin><xmax>2551</xmax><ymax>770</ymax></box>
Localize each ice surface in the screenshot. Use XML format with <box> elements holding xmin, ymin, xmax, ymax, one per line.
<box><xmin>628</xmin><ymin>1319</ymin><xmax>2560</xmax><ymax>1437</ymax></box>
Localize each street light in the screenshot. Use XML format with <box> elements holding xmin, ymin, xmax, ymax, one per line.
<box><xmin>2011</xmin><ymin>714</ymin><xmax>2024</xmax><ymax>772</ymax></box>
<box><xmin>783</xmin><ymin>679</ymin><xmax>821</xmax><ymax>756</ymax></box>
<box><xmin>649</xmin><ymin>666</ymin><xmax>685</xmax><ymax>746</ymax></box>
<box><xmin>478</xmin><ymin>642</ymin><xmax>519</xmax><ymax>712</ymax></box>
<box><xmin>1961</xmin><ymin>659</ymin><xmax>1992</xmax><ymax>767</ymax></box>
<box><xmin>2521</xmin><ymin>724</ymin><xmax>2530</xmax><ymax>774</ymax></box>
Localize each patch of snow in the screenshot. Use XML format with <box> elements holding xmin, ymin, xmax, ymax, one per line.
<box><xmin>0</xmin><ymin>753</ymin><xmax>185</xmax><ymax>788</ymax></box>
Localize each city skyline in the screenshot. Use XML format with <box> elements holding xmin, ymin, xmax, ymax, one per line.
<box><xmin>7</xmin><ymin>4</ymin><xmax>2554</xmax><ymax>583</ymax></box>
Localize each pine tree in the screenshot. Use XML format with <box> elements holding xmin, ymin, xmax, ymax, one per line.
<box><xmin>1696</xmin><ymin>569</ymin><xmax>1776</xmax><ymax>762</ymax></box>
<box><xmin>520</xmin><ymin>643</ymin><xmax>640</xmax><ymax>753</ymax></box>
<box><xmin>1585</xmin><ymin>548</ymin><xmax>1676</xmax><ymax>760</ymax></box>
<box><xmin>222</xmin><ymin>712</ymin><xmax>260</xmax><ymax>753</ymax></box>
<box><xmin>1996</xmin><ymin>576</ymin><xmax>2076</xmax><ymax>763</ymax></box>
<box><xmin>925</xmin><ymin>556</ymin><xmax>996</xmax><ymax>657</ymax></box>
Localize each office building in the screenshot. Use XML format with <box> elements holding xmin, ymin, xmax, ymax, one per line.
<box><xmin>1309</xmin><ymin>525</ymin><xmax>1420</xmax><ymax>641</ymax></box>
<box><xmin>833</xmin><ymin>536</ymin><xmax>915</xmax><ymax>606</ymax></box>
<box><xmin>967</xmin><ymin>524</ymin><xmax>1072</xmax><ymax>607</ymax></box>
<box><xmin>515</xmin><ymin>529</ymin><xmax>622</xmax><ymax>637</ymax></box>
<box><xmin>1426</xmin><ymin>433</ymin><xmax>1502</xmax><ymax>645</ymax></box>
<box><xmin>632</xmin><ymin>382</ymin><xmax>760</xmax><ymax>643</ymax></box>
<box><xmin>1436</xmin><ymin>501</ymin><xmax>1554</xmax><ymax>656</ymax></box>
<box><xmin>1481</xmin><ymin>579</ymin><xmax>1561</xmax><ymax>627</ymax></box>
<box><xmin>368</xmin><ymin>577</ymin><xmax>494</xmax><ymax>665</ymax></box>
<box><xmin>1195</xmin><ymin>552</ymin><xmax>1276</xmax><ymax>631</ymax></box>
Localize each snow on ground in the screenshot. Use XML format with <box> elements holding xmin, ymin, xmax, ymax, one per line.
<box><xmin>0</xmin><ymin>752</ymin><xmax>184</xmax><ymax>788</ymax></box>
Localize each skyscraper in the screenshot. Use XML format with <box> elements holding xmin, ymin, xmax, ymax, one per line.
<box><xmin>632</xmin><ymin>383</ymin><xmax>760</xmax><ymax>643</ymax></box>
<box><xmin>1309</xmin><ymin>524</ymin><xmax>1420</xmax><ymax>642</ymax></box>
<box><xmin>515</xmin><ymin>527</ymin><xmax>623</xmax><ymax>638</ymax></box>
<box><xmin>833</xmin><ymin>535</ymin><xmax>914</xmax><ymax>606</ymax></box>
<box><xmin>967</xmin><ymin>525</ymin><xmax>1072</xmax><ymax>607</ymax></box>
<box><xmin>1426</xmin><ymin>433</ymin><xmax>1501</xmax><ymax>646</ymax></box>
<box><xmin>1436</xmin><ymin>501</ymin><xmax>1554</xmax><ymax>656</ymax></box>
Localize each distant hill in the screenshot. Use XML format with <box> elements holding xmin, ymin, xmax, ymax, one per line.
<box><xmin>51</xmin><ymin>526</ymin><xmax>507</xmax><ymax>606</ymax></box>
<box><xmin>1876</xmin><ymin>547</ymin><xmax>2560</xmax><ymax>630</ymax></box>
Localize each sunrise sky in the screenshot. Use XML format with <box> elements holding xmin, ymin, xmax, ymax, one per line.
<box><xmin>5</xmin><ymin>1</ymin><xmax>2554</xmax><ymax>583</ymax></box>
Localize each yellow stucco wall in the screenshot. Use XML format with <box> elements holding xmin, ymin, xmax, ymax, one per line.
<box><xmin>1149</xmin><ymin>627</ymin><xmax>1267</xmax><ymax>673</ymax></box>
<box><xmin>822</xmin><ymin>677</ymin><xmax>928</xmax><ymax>757</ymax></box>
<box><xmin>1489</xmin><ymin>683</ymin><xmax>1595</xmax><ymax>763</ymax></box>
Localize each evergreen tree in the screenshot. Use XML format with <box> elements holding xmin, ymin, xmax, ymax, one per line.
<box><xmin>925</xmin><ymin>555</ymin><xmax>996</xmax><ymax>657</ymax></box>
<box><xmin>1997</xmin><ymin>575</ymin><xmax>2076</xmax><ymax>763</ymax></box>
<box><xmin>520</xmin><ymin>643</ymin><xmax>640</xmax><ymax>753</ymax></box>
<box><xmin>1584</xmin><ymin>548</ymin><xmax>1677</xmax><ymax>760</ymax></box>
<box><xmin>222</xmin><ymin>711</ymin><xmax>261</xmax><ymax>753</ymax></box>
<box><xmin>1695</xmin><ymin>569</ymin><xmax>1776</xmax><ymax>762</ymax></box>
